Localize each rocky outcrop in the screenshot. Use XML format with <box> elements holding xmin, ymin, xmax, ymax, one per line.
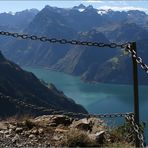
<box><xmin>0</xmin><ymin>115</ymin><xmax>133</xmax><ymax>147</ymax></box>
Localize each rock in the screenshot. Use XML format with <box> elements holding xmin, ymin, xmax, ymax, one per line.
<box><xmin>48</xmin><ymin>123</ymin><xmax>57</xmax><ymax>127</ymax></box>
<box><xmin>71</xmin><ymin>118</ymin><xmax>93</xmax><ymax>131</ymax></box>
<box><xmin>71</xmin><ymin>117</ymin><xmax>105</xmax><ymax>133</ymax></box>
<box><xmin>51</xmin><ymin>115</ymin><xmax>72</xmax><ymax>126</ymax></box>
<box><xmin>15</xmin><ymin>127</ymin><xmax>23</xmax><ymax>133</ymax></box>
<box><xmin>9</xmin><ymin>124</ymin><xmax>16</xmax><ymax>130</ymax></box>
<box><xmin>87</xmin><ymin>118</ymin><xmax>105</xmax><ymax>134</ymax></box>
<box><xmin>0</xmin><ymin>130</ymin><xmax>4</xmax><ymax>134</ymax></box>
<box><xmin>9</xmin><ymin>129</ymin><xmax>13</xmax><ymax>134</ymax></box>
<box><xmin>53</xmin><ymin>135</ymin><xmax>63</xmax><ymax>141</ymax></box>
<box><xmin>16</xmin><ymin>143</ymin><xmax>23</xmax><ymax>147</ymax></box>
<box><xmin>5</xmin><ymin>134</ymin><xmax>11</xmax><ymax>138</ymax></box>
<box><xmin>34</xmin><ymin>115</ymin><xmax>73</xmax><ymax>127</ymax></box>
<box><xmin>12</xmin><ymin>134</ymin><xmax>19</xmax><ymax>143</ymax></box>
<box><xmin>95</xmin><ymin>131</ymin><xmax>105</xmax><ymax>143</ymax></box>
<box><xmin>29</xmin><ymin>134</ymin><xmax>36</xmax><ymax>139</ymax></box>
<box><xmin>38</xmin><ymin>128</ymin><xmax>44</xmax><ymax>134</ymax></box>
<box><xmin>31</xmin><ymin>129</ymin><xmax>38</xmax><ymax>134</ymax></box>
<box><xmin>0</xmin><ymin>122</ymin><xmax>8</xmax><ymax>130</ymax></box>
<box><xmin>4</xmin><ymin>130</ymin><xmax>9</xmax><ymax>134</ymax></box>
<box><xmin>55</xmin><ymin>128</ymin><xmax>68</xmax><ymax>133</ymax></box>
<box><xmin>88</xmin><ymin>131</ymin><xmax>105</xmax><ymax>143</ymax></box>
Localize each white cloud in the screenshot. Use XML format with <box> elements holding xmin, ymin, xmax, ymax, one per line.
<box><xmin>82</xmin><ymin>0</ymin><xmax>104</xmax><ymax>3</ymax></box>
<box><xmin>99</xmin><ymin>6</ymin><xmax>148</xmax><ymax>12</ymax></box>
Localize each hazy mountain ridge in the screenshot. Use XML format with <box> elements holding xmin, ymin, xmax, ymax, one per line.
<box><xmin>0</xmin><ymin>9</ymin><xmax>39</xmax><ymax>31</ymax></box>
<box><xmin>1</xmin><ymin>4</ymin><xmax>148</xmax><ymax>84</ymax></box>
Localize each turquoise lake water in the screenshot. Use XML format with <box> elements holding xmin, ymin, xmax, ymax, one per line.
<box><xmin>23</xmin><ymin>66</ymin><xmax>148</xmax><ymax>143</ymax></box>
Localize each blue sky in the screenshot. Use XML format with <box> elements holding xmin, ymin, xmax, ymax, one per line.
<box><xmin>0</xmin><ymin>1</ymin><xmax>148</xmax><ymax>13</ymax></box>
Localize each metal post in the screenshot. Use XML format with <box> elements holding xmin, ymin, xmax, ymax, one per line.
<box><xmin>131</xmin><ymin>42</ymin><xmax>140</xmax><ymax>147</ymax></box>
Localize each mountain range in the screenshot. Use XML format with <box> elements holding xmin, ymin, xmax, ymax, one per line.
<box><xmin>0</xmin><ymin>4</ymin><xmax>148</xmax><ymax>84</ymax></box>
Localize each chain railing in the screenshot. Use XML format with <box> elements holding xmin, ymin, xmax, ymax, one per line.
<box><xmin>0</xmin><ymin>30</ymin><xmax>147</xmax><ymax>147</ymax></box>
<box><xmin>0</xmin><ymin>31</ymin><xmax>127</xmax><ymax>48</ymax></box>
<box><xmin>125</xmin><ymin>114</ymin><xmax>145</xmax><ymax>147</ymax></box>
<box><xmin>0</xmin><ymin>92</ymin><xmax>145</xmax><ymax>147</ymax></box>
<box><xmin>0</xmin><ymin>92</ymin><xmax>132</xmax><ymax>118</ymax></box>
<box><xmin>125</xmin><ymin>44</ymin><xmax>148</xmax><ymax>73</ymax></box>
<box><xmin>0</xmin><ymin>31</ymin><xmax>147</xmax><ymax>73</ymax></box>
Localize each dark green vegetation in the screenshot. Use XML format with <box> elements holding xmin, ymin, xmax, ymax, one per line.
<box><xmin>0</xmin><ymin>51</ymin><xmax>87</xmax><ymax>117</ymax></box>
<box><xmin>0</xmin><ymin>4</ymin><xmax>148</xmax><ymax>84</ymax></box>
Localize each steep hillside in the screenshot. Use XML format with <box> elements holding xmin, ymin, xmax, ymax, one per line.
<box><xmin>0</xmin><ymin>51</ymin><xmax>87</xmax><ymax>117</ymax></box>
<box><xmin>52</xmin><ymin>30</ymin><xmax>117</xmax><ymax>76</ymax></box>
<box><xmin>90</xmin><ymin>23</ymin><xmax>148</xmax><ymax>84</ymax></box>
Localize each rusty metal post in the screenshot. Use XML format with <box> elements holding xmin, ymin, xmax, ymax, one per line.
<box><xmin>131</xmin><ymin>42</ymin><xmax>140</xmax><ymax>147</ymax></box>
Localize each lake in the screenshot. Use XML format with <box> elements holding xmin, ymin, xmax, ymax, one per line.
<box><xmin>23</xmin><ymin>66</ymin><xmax>148</xmax><ymax>143</ymax></box>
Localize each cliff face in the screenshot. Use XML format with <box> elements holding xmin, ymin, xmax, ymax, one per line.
<box><xmin>0</xmin><ymin>51</ymin><xmax>87</xmax><ymax>117</ymax></box>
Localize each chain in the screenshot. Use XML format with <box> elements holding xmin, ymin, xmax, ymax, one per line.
<box><xmin>0</xmin><ymin>92</ymin><xmax>132</xmax><ymax>119</ymax></box>
<box><xmin>0</xmin><ymin>31</ymin><xmax>147</xmax><ymax>73</ymax></box>
<box><xmin>0</xmin><ymin>92</ymin><xmax>145</xmax><ymax>146</ymax></box>
<box><xmin>125</xmin><ymin>114</ymin><xmax>145</xmax><ymax>147</ymax></box>
<box><xmin>0</xmin><ymin>31</ymin><xmax>128</xmax><ymax>48</ymax></box>
<box><xmin>125</xmin><ymin>43</ymin><xmax>148</xmax><ymax>73</ymax></box>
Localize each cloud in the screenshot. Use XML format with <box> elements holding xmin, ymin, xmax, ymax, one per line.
<box><xmin>82</xmin><ymin>0</ymin><xmax>104</xmax><ymax>3</ymax></box>
<box><xmin>99</xmin><ymin>6</ymin><xmax>148</xmax><ymax>12</ymax></box>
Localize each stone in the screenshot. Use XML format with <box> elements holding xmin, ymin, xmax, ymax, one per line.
<box><xmin>15</xmin><ymin>127</ymin><xmax>23</xmax><ymax>133</ymax></box>
<box><xmin>71</xmin><ymin>118</ymin><xmax>93</xmax><ymax>131</ymax></box>
<box><xmin>55</xmin><ymin>128</ymin><xmax>68</xmax><ymax>133</ymax></box>
<box><xmin>0</xmin><ymin>130</ymin><xmax>4</xmax><ymax>134</ymax></box>
<box><xmin>38</xmin><ymin>128</ymin><xmax>44</xmax><ymax>134</ymax></box>
<box><xmin>9</xmin><ymin>129</ymin><xmax>13</xmax><ymax>134</ymax></box>
<box><xmin>53</xmin><ymin>135</ymin><xmax>62</xmax><ymax>141</ymax></box>
<box><xmin>5</xmin><ymin>134</ymin><xmax>11</xmax><ymax>138</ymax></box>
<box><xmin>88</xmin><ymin>131</ymin><xmax>105</xmax><ymax>144</ymax></box>
<box><xmin>34</xmin><ymin>115</ymin><xmax>73</xmax><ymax>127</ymax></box>
<box><xmin>51</xmin><ymin>115</ymin><xmax>73</xmax><ymax>126</ymax></box>
<box><xmin>12</xmin><ymin>134</ymin><xmax>19</xmax><ymax>143</ymax></box>
<box><xmin>95</xmin><ymin>131</ymin><xmax>105</xmax><ymax>143</ymax></box>
<box><xmin>9</xmin><ymin>124</ymin><xmax>16</xmax><ymax>130</ymax></box>
<box><xmin>0</xmin><ymin>122</ymin><xmax>8</xmax><ymax>130</ymax></box>
<box><xmin>31</xmin><ymin>129</ymin><xmax>38</xmax><ymax>134</ymax></box>
<box><xmin>29</xmin><ymin>134</ymin><xmax>36</xmax><ymax>139</ymax></box>
<box><xmin>4</xmin><ymin>130</ymin><xmax>9</xmax><ymax>134</ymax></box>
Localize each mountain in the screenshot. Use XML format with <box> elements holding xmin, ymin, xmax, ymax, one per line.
<box><xmin>1</xmin><ymin>5</ymin><xmax>77</xmax><ymax>67</ymax></box>
<box><xmin>91</xmin><ymin>23</ymin><xmax>148</xmax><ymax>84</ymax></box>
<box><xmin>0</xmin><ymin>5</ymin><xmax>148</xmax><ymax>84</ymax></box>
<box><xmin>0</xmin><ymin>9</ymin><xmax>39</xmax><ymax>31</ymax></box>
<box><xmin>0</xmin><ymin>51</ymin><xmax>87</xmax><ymax>117</ymax></box>
<box><xmin>52</xmin><ymin>30</ymin><xmax>117</xmax><ymax>76</ymax></box>
<box><xmin>0</xmin><ymin>9</ymin><xmax>39</xmax><ymax>51</ymax></box>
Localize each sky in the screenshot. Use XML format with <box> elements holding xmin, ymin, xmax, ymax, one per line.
<box><xmin>0</xmin><ymin>0</ymin><xmax>148</xmax><ymax>14</ymax></box>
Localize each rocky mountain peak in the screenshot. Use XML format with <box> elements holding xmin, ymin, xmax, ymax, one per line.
<box><xmin>73</xmin><ymin>4</ymin><xmax>86</xmax><ymax>10</ymax></box>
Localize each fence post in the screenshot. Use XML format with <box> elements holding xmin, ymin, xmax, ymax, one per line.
<box><xmin>131</xmin><ymin>42</ymin><xmax>140</xmax><ymax>147</ymax></box>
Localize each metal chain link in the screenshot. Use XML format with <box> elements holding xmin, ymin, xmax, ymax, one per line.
<box><xmin>0</xmin><ymin>31</ymin><xmax>128</xmax><ymax>48</ymax></box>
<box><xmin>0</xmin><ymin>31</ymin><xmax>147</xmax><ymax>73</ymax></box>
<box><xmin>0</xmin><ymin>92</ymin><xmax>132</xmax><ymax>119</ymax></box>
<box><xmin>125</xmin><ymin>43</ymin><xmax>148</xmax><ymax>73</ymax></box>
<box><xmin>0</xmin><ymin>92</ymin><xmax>145</xmax><ymax>146</ymax></box>
<box><xmin>0</xmin><ymin>31</ymin><xmax>147</xmax><ymax>146</ymax></box>
<box><xmin>125</xmin><ymin>114</ymin><xmax>145</xmax><ymax>147</ymax></box>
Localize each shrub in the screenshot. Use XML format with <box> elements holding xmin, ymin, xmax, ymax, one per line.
<box><xmin>24</xmin><ymin>119</ymin><xmax>35</xmax><ymax>129</ymax></box>
<box><xmin>61</xmin><ymin>129</ymin><xmax>98</xmax><ymax>147</ymax></box>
